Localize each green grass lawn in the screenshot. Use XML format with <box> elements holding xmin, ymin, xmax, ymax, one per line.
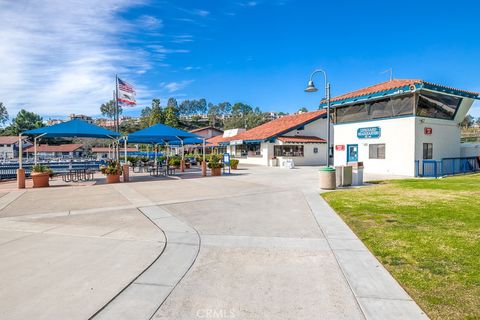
<box><xmin>322</xmin><ymin>174</ymin><xmax>480</xmax><ymax>320</ymax></box>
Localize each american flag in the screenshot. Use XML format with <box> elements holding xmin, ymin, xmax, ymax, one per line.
<box><xmin>117</xmin><ymin>77</ymin><xmax>136</xmax><ymax>105</ymax></box>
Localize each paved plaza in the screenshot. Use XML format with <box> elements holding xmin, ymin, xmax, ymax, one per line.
<box><xmin>0</xmin><ymin>165</ymin><xmax>427</xmax><ymax>319</ymax></box>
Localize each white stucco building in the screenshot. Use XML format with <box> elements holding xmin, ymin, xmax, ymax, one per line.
<box><xmin>208</xmin><ymin>110</ymin><xmax>332</xmax><ymax>166</ymax></box>
<box><xmin>330</xmin><ymin>79</ymin><xmax>479</xmax><ymax>177</ymax></box>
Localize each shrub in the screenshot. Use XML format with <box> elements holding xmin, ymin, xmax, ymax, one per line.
<box><xmin>230</xmin><ymin>159</ymin><xmax>239</xmax><ymax>168</ymax></box>
<box><xmin>100</xmin><ymin>160</ymin><xmax>122</xmax><ymax>175</ymax></box>
<box><xmin>32</xmin><ymin>164</ymin><xmax>53</xmax><ymax>175</ymax></box>
<box><xmin>208</xmin><ymin>154</ymin><xmax>224</xmax><ymax>169</ymax></box>
<box><xmin>168</xmin><ymin>156</ymin><xmax>181</xmax><ymax>167</ymax></box>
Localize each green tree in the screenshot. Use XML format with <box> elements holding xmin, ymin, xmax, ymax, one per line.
<box><xmin>100</xmin><ymin>100</ymin><xmax>122</xmax><ymax>120</ymax></box>
<box><xmin>4</xmin><ymin>109</ymin><xmax>43</xmax><ymax>135</ymax></box>
<box><xmin>298</xmin><ymin>107</ymin><xmax>308</xmax><ymax>113</ymax></box>
<box><xmin>149</xmin><ymin>99</ymin><xmax>164</xmax><ymax>126</ymax></box>
<box><xmin>207</xmin><ymin>103</ymin><xmax>220</xmax><ymax>127</ymax></box>
<box><xmin>231</xmin><ymin>102</ymin><xmax>252</xmax><ymax>116</ymax></box>
<box><xmin>139</xmin><ymin>106</ymin><xmax>152</xmax><ymax>128</ymax></box>
<box><xmin>461</xmin><ymin>114</ymin><xmax>475</xmax><ymax>128</ymax></box>
<box><xmin>0</xmin><ymin>102</ymin><xmax>9</xmax><ymax>126</ymax></box>
<box><xmin>164</xmin><ymin>98</ymin><xmax>180</xmax><ymax>127</ymax></box>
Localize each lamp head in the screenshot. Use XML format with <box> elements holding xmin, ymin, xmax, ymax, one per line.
<box><xmin>304</xmin><ymin>80</ymin><xmax>318</xmax><ymax>93</ymax></box>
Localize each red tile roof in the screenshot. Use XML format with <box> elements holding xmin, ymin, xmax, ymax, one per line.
<box><xmin>277</xmin><ymin>135</ymin><xmax>326</xmax><ymax>143</ymax></box>
<box><xmin>206</xmin><ymin>135</ymin><xmax>226</xmax><ymax>147</ymax></box>
<box><xmin>24</xmin><ymin>144</ymin><xmax>83</xmax><ymax>153</ymax></box>
<box><xmin>225</xmin><ymin>110</ymin><xmax>327</xmax><ymax>142</ymax></box>
<box><xmin>91</xmin><ymin>147</ymin><xmax>138</xmax><ymax>153</ymax></box>
<box><xmin>325</xmin><ymin>79</ymin><xmax>479</xmax><ymax>104</ymax></box>
<box><xmin>0</xmin><ymin>136</ymin><xmax>25</xmax><ymax>144</ymax></box>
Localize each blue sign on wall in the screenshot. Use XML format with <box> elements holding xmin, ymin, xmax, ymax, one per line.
<box><xmin>357</xmin><ymin>127</ymin><xmax>381</xmax><ymax>139</ymax></box>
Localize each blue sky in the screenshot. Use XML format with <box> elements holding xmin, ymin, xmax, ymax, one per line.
<box><xmin>1</xmin><ymin>0</ymin><xmax>479</xmax><ymax>119</ymax></box>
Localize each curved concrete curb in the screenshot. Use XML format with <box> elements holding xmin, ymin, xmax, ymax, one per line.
<box><xmin>92</xmin><ymin>205</ymin><xmax>200</xmax><ymax>320</ymax></box>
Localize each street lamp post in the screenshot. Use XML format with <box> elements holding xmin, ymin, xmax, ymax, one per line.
<box><xmin>305</xmin><ymin>69</ymin><xmax>332</xmax><ymax>167</ymax></box>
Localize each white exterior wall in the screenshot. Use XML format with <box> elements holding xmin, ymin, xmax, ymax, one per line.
<box><xmin>277</xmin><ymin>143</ymin><xmax>327</xmax><ymax>166</ymax></box>
<box><xmin>460</xmin><ymin>144</ymin><xmax>480</xmax><ymax>157</ymax></box>
<box><xmin>333</xmin><ymin>94</ymin><xmax>476</xmax><ymax>176</ymax></box>
<box><xmin>414</xmin><ymin>117</ymin><xmax>462</xmax><ymax>161</ymax></box>
<box><xmin>334</xmin><ymin>117</ymin><xmax>417</xmax><ymax>176</ymax></box>
<box><xmin>227</xmin><ymin>116</ymin><xmax>331</xmax><ymax>167</ymax></box>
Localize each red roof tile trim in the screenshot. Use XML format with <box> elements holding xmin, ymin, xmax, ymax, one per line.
<box><xmin>277</xmin><ymin>135</ymin><xmax>326</xmax><ymax>143</ymax></box>
<box><xmin>24</xmin><ymin>144</ymin><xmax>83</xmax><ymax>153</ymax></box>
<box><xmin>324</xmin><ymin>79</ymin><xmax>479</xmax><ymax>104</ymax></box>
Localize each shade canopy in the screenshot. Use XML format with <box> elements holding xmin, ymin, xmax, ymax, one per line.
<box><xmin>24</xmin><ymin>119</ymin><xmax>120</xmax><ymax>138</ymax></box>
<box><xmin>127</xmin><ymin>123</ymin><xmax>200</xmax><ymax>144</ymax></box>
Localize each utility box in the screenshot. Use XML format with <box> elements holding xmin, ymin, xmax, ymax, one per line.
<box><xmin>335</xmin><ymin>165</ymin><xmax>352</xmax><ymax>187</ymax></box>
<box><xmin>351</xmin><ymin>162</ymin><xmax>364</xmax><ymax>186</ymax></box>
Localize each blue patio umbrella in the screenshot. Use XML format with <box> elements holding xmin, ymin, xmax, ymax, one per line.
<box><xmin>125</xmin><ymin>124</ymin><xmax>203</xmax><ymax>163</ymax></box>
<box><xmin>23</xmin><ymin>119</ymin><xmax>121</xmax><ymax>165</ymax></box>
<box><xmin>127</xmin><ymin>123</ymin><xmax>199</xmax><ymax>143</ymax></box>
<box><xmin>24</xmin><ymin>119</ymin><xmax>120</xmax><ymax>138</ymax></box>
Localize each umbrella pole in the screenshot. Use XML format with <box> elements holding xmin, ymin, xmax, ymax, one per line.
<box><xmin>34</xmin><ymin>136</ymin><xmax>38</xmax><ymax>165</ymax></box>
<box><xmin>17</xmin><ymin>134</ymin><xmax>25</xmax><ymax>189</ymax></box>
<box><xmin>202</xmin><ymin>138</ymin><xmax>206</xmax><ymax>177</ymax></box>
<box><xmin>124</xmin><ymin>138</ymin><xmax>128</xmax><ymax>164</ymax></box>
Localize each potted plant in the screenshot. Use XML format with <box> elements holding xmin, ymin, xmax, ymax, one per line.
<box><xmin>100</xmin><ymin>160</ymin><xmax>122</xmax><ymax>183</ymax></box>
<box><xmin>230</xmin><ymin>159</ymin><xmax>239</xmax><ymax>170</ymax></box>
<box><xmin>208</xmin><ymin>154</ymin><xmax>224</xmax><ymax>176</ymax></box>
<box><xmin>168</xmin><ymin>156</ymin><xmax>181</xmax><ymax>169</ymax></box>
<box><xmin>31</xmin><ymin>164</ymin><xmax>53</xmax><ymax>188</ymax></box>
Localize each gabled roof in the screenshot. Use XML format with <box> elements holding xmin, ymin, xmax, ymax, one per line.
<box><xmin>0</xmin><ymin>136</ymin><xmax>27</xmax><ymax>145</ymax></box>
<box><xmin>277</xmin><ymin>135</ymin><xmax>326</xmax><ymax>143</ymax></box>
<box><xmin>323</xmin><ymin>79</ymin><xmax>480</xmax><ymax>107</ymax></box>
<box><xmin>24</xmin><ymin>144</ymin><xmax>84</xmax><ymax>153</ymax></box>
<box><xmin>189</xmin><ymin>126</ymin><xmax>224</xmax><ymax>134</ymax></box>
<box><xmin>225</xmin><ymin>110</ymin><xmax>327</xmax><ymax>142</ymax></box>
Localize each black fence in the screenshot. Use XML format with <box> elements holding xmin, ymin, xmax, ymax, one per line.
<box><xmin>416</xmin><ymin>157</ymin><xmax>480</xmax><ymax>178</ymax></box>
<box><xmin>0</xmin><ymin>161</ymin><xmax>103</xmax><ymax>180</ymax></box>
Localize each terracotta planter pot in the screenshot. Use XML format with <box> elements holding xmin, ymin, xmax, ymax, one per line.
<box><xmin>210</xmin><ymin>167</ymin><xmax>222</xmax><ymax>176</ymax></box>
<box><xmin>230</xmin><ymin>163</ymin><xmax>238</xmax><ymax>170</ymax></box>
<box><xmin>185</xmin><ymin>163</ymin><xmax>191</xmax><ymax>169</ymax></box>
<box><xmin>31</xmin><ymin>172</ymin><xmax>50</xmax><ymax>188</ymax></box>
<box><xmin>106</xmin><ymin>173</ymin><xmax>121</xmax><ymax>184</ymax></box>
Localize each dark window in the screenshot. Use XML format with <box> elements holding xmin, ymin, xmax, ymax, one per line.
<box><xmin>336</xmin><ymin>94</ymin><xmax>414</xmax><ymax>124</ymax></box>
<box><xmin>416</xmin><ymin>91</ymin><xmax>461</xmax><ymax>120</ymax></box>
<box><xmin>423</xmin><ymin>143</ymin><xmax>433</xmax><ymax>159</ymax></box>
<box><xmin>274</xmin><ymin>145</ymin><xmax>304</xmax><ymax>157</ymax></box>
<box><xmin>235</xmin><ymin>144</ymin><xmax>261</xmax><ymax>157</ymax></box>
<box><xmin>313</xmin><ymin>147</ymin><xmax>318</xmax><ymax>154</ymax></box>
<box><xmin>369</xmin><ymin>144</ymin><xmax>385</xmax><ymax>159</ymax></box>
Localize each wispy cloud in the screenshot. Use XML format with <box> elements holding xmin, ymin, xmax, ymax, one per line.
<box><xmin>163</xmin><ymin>80</ymin><xmax>194</xmax><ymax>93</ymax></box>
<box><xmin>171</xmin><ymin>34</ymin><xmax>194</xmax><ymax>43</ymax></box>
<box><xmin>0</xmin><ymin>0</ymin><xmax>152</xmax><ymax>117</ymax></box>
<box><xmin>183</xmin><ymin>66</ymin><xmax>202</xmax><ymax>71</ymax></box>
<box><xmin>140</xmin><ymin>15</ymin><xmax>163</xmax><ymax>29</ymax></box>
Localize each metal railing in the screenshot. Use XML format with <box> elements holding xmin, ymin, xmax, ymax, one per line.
<box><xmin>416</xmin><ymin>157</ymin><xmax>480</xmax><ymax>178</ymax></box>
<box><xmin>0</xmin><ymin>161</ymin><xmax>103</xmax><ymax>180</ymax></box>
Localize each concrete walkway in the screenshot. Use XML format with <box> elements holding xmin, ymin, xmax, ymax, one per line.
<box><xmin>0</xmin><ymin>165</ymin><xmax>428</xmax><ymax>319</ymax></box>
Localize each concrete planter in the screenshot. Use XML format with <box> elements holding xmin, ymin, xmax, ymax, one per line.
<box><xmin>106</xmin><ymin>173</ymin><xmax>121</xmax><ymax>184</ymax></box>
<box><xmin>31</xmin><ymin>172</ymin><xmax>50</xmax><ymax>188</ymax></box>
<box><xmin>210</xmin><ymin>167</ymin><xmax>222</xmax><ymax>176</ymax></box>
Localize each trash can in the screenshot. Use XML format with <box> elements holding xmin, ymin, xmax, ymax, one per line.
<box><xmin>269</xmin><ymin>157</ymin><xmax>278</xmax><ymax>167</ymax></box>
<box><xmin>335</xmin><ymin>165</ymin><xmax>352</xmax><ymax>187</ymax></box>
<box><xmin>319</xmin><ymin>166</ymin><xmax>336</xmax><ymax>190</ymax></box>
<box><xmin>352</xmin><ymin>162</ymin><xmax>364</xmax><ymax>186</ymax></box>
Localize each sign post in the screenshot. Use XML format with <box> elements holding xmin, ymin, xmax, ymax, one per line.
<box><xmin>223</xmin><ymin>153</ymin><xmax>231</xmax><ymax>175</ymax></box>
